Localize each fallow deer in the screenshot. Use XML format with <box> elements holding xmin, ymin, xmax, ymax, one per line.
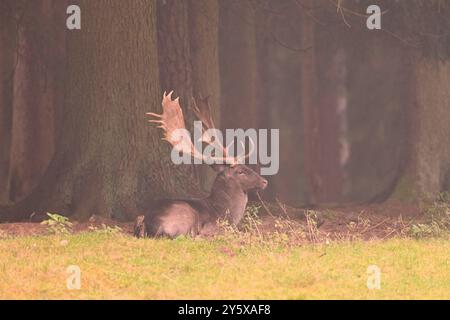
<box><xmin>134</xmin><ymin>91</ymin><xmax>268</xmax><ymax>238</ymax></box>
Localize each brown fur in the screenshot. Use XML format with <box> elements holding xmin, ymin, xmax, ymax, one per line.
<box><xmin>134</xmin><ymin>164</ymin><xmax>267</xmax><ymax>238</ymax></box>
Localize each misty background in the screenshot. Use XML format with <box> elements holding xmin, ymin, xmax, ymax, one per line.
<box><xmin>0</xmin><ymin>0</ymin><xmax>449</xmax><ymax>221</ymax></box>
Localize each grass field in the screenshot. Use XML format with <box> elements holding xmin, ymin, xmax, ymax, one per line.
<box><xmin>1</xmin><ymin>231</ymin><xmax>449</xmax><ymax>299</ymax></box>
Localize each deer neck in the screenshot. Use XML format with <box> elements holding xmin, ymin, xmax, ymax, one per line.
<box><xmin>207</xmin><ymin>177</ymin><xmax>248</xmax><ymax>225</ymax></box>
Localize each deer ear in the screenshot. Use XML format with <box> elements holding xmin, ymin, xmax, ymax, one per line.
<box><xmin>211</xmin><ymin>164</ymin><xmax>227</xmax><ymax>173</ymax></box>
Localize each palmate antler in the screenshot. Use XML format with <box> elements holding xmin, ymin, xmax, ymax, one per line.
<box><xmin>146</xmin><ymin>91</ymin><xmax>254</xmax><ymax>165</ymax></box>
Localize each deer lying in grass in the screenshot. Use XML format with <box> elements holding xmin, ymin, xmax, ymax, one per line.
<box><xmin>134</xmin><ymin>91</ymin><xmax>268</xmax><ymax>238</ymax></box>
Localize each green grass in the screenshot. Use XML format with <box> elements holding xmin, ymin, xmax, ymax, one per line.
<box><xmin>0</xmin><ymin>233</ymin><xmax>449</xmax><ymax>299</ymax></box>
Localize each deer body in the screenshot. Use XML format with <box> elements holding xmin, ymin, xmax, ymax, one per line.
<box><xmin>135</xmin><ymin>91</ymin><xmax>267</xmax><ymax>238</ymax></box>
<box><xmin>135</xmin><ymin>164</ymin><xmax>267</xmax><ymax>238</ymax></box>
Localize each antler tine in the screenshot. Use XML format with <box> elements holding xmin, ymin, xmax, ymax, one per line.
<box><xmin>191</xmin><ymin>95</ymin><xmax>234</xmax><ymax>161</ymax></box>
<box><xmin>191</xmin><ymin>96</ymin><xmax>216</xmax><ymax>131</ymax></box>
<box><xmin>146</xmin><ymin>112</ymin><xmax>162</xmax><ymax>117</ymax></box>
<box><xmin>224</xmin><ymin>139</ymin><xmax>235</xmax><ymax>155</ymax></box>
<box><xmin>235</xmin><ymin>138</ymin><xmax>256</xmax><ymax>164</ymax></box>
<box><xmin>147</xmin><ymin>90</ymin><xmax>211</xmax><ymax>163</ymax></box>
<box><xmin>162</xmin><ymin>90</ymin><xmax>173</xmax><ymax>99</ymax></box>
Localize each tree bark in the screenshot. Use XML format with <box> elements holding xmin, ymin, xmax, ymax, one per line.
<box><xmin>219</xmin><ymin>0</ymin><xmax>258</xmax><ymax>129</ymax></box>
<box><xmin>157</xmin><ymin>0</ymin><xmax>220</xmax><ymax>190</ymax></box>
<box><xmin>258</xmin><ymin>0</ymin><xmax>306</xmax><ymax>204</ymax></box>
<box><xmin>0</xmin><ymin>1</ymin><xmax>17</xmax><ymax>203</ymax></box>
<box><xmin>392</xmin><ymin>58</ymin><xmax>450</xmax><ymax>201</ymax></box>
<box><xmin>314</xmin><ymin>24</ymin><xmax>347</xmax><ymax>204</ymax></box>
<box><xmin>189</xmin><ymin>0</ymin><xmax>220</xmax><ymax>119</ymax></box>
<box><xmin>7</xmin><ymin>0</ymin><xmax>64</xmax><ymax>204</ymax></box>
<box><xmin>0</xmin><ymin>0</ymin><xmax>202</xmax><ymax>222</ymax></box>
<box><xmin>188</xmin><ymin>0</ymin><xmax>220</xmax><ymax>189</ymax></box>
<box><xmin>157</xmin><ymin>0</ymin><xmax>193</xmax><ymax>120</ymax></box>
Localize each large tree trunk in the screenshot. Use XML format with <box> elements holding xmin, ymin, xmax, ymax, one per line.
<box><xmin>344</xmin><ymin>32</ymin><xmax>409</xmax><ymax>204</ymax></box>
<box><xmin>157</xmin><ymin>0</ymin><xmax>220</xmax><ymax>190</ymax></box>
<box><xmin>392</xmin><ymin>58</ymin><xmax>450</xmax><ymax>201</ymax></box>
<box><xmin>313</xmin><ymin>20</ymin><xmax>348</xmax><ymax>204</ymax></box>
<box><xmin>189</xmin><ymin>0</ymin><xmax>220</xmax><ymax>118</ymax></box>
<box><xmin>188</xmin><ymin>0</ymin><xmax>220</xmax><ymax>189</ymax></box>
<box><xmin>157</xmin><ymin>0</ymin><xmax>193</xmax><ymax>121</ymax></box>
<box><xmin>219</xmin><ymin>0</ymin><xmax>258</xmax><ymax>129</ymax></box>
<box><xmin>219</xmin><ymin>0</ymin><xmax>269</xmax><ymax>199</ymax></box>
<box><xmin>0</xmin><ymin>1</ymin><xmax>17</xmax><ymax>203</ymax></box>
<box><xmin>258</xmin><ymin>0</ymin><xmax>306</xmax><ymax>204</ymax></box>
<box><xmin>0</xmin><ymin>0</ymin><xmax>201</xmax><ymax>222</ymax></box>
<box><xmin>8</xmin><ymin>0</ymin><xmax>64</xmax><ymax>204</ymax></box>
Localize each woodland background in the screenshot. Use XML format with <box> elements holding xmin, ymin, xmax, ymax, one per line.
<box><xmin>0</xmin><ymin>0</ymin><xmax>449</xmax><ymax>222</ymax></box>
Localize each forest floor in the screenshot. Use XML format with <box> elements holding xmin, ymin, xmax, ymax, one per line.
<box><xmin>1</xmin><ymin>200</ymin><xmax>449</xmax><ymax>299</ymax></box>
<box><xmin>0</xmin><ymin>199</ymin><xmax>437</xmax><ymax>241</ymax></box>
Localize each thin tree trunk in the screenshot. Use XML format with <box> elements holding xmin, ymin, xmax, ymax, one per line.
<box><xmin>300</xmin><ymin>2</ymin><xmax>320</xmax><ymax>206</ymax></box>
